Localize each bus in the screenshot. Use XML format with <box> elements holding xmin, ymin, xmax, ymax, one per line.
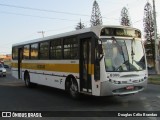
<box><xmin>12</xmin><ymin>25</ymin><xmax>148</xmax><ymax>98</ymax></box>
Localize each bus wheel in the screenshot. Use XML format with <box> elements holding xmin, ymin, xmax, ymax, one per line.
<box><xmin>24</xmin><ymin>73</ymin><xmax>32</xmax><ymax>88</ymax></box>
<box><xmin>66</xmin><ymin>78</ymin><xmax>79</xmax><ymax>99</ymax></box>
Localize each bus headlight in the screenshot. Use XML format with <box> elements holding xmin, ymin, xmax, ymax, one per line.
<box><xmin>109</xmin><ymin>79</ymin><xmax>121</xmax><ymax>84</ymax></box>
<box><xmin>2</xmin><ymin>69</ymin><xmax>6</xmax><ymax>73</ymax></box>
<box><xmin>115</xmin><ymin>81</ymin><xmax>119</xmax><ymax>84</ymax></box>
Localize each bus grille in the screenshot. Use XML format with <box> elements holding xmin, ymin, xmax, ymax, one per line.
<box><xmin>112</xmin><ymin>86</ymin><xmax>143</xmax><ymax>93</ymax></box>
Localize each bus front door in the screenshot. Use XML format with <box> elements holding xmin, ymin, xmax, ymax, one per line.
<box><xmin>18</xmin><ymin>48</ymin><xmax>23</xmax><ymax>79</ymax></box>
<box><xmin>80</xmin><ymin>38</ymin><xmax>92</xmax><ymax>93</ymax></box>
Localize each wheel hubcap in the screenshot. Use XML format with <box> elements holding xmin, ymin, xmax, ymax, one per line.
<box><xmin>70</xmin><ymin>82</ymin><xmax>77</xmax><ymax>96</ymax></box>
<box><xmin>25</xmin><ymin>76</ymin><xmax>29</xmax><ymax>86</ymax></box>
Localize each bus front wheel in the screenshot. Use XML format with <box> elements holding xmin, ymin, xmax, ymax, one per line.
<box><xmin>66</xmin><ymin>77</ymin><xmax>79</xmax><ymax>99</ymax></box>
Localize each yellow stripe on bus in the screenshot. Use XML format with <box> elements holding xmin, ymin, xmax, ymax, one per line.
<box><xmin>12</xmin><ymin>63</ymin><xmax>94</xmax><ymax>74</ymax></box>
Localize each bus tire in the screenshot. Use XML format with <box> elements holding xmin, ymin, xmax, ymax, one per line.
<box><xmin>66</xmin><ymin>77</ymin><xmax>79</xmax><ymax>99</ymax></box>
<box><xmin>24</xmin><ymin>72</ymin><xmax>34</xmax><ymax>88</ymax></box>
<box><xmin>3</xmin><ymin>74</ymin><xmax>6</xmax><ymax>77</ymax></box>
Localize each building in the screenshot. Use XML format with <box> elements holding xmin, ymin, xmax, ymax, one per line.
<box><xmin>0</xmin><ymin>54</ymin><xmax>12</xmax><ymax>62</ymax></box>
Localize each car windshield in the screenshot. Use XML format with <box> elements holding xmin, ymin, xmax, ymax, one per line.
<box><xmin>0</xmin><ymin>64</ymin><xmax>3</xmax><ymax>68</ymax></box>
<box><xmin>102</xmin><ymin>38</ymin><xmax>146</xmax><ymax>72</ymax></box>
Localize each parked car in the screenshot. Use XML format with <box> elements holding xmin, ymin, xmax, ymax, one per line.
<box><xmin>0</xmin><ymin>63</ymin><xmax>6</xmax><ymax>77</ymax></box>
<box><xmin>4</xmin><ymin>64</ymin><xmax>10</xmax><ymax>69</ymax></box>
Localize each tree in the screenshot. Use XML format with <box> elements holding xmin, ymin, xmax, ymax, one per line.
<box><xmin>90</xmin><ymin>0</ymin><xmax>103</xmax><ymax>26</ymax></box>
<box><xmin>120</xmin><ymin>7</ymin><xmax>132</xmax><ymax>26</ymax></box>
<box><xmin>75</xmin><ymin>19</ymin><xmax>85</xmax><ymax>30</ymax></box>
<box><xmin>143</xmin><ymin>2</ymin><xmax>155</xmax><ymax>67</ymax></box>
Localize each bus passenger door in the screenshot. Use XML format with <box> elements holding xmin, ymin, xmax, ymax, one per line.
<box><xmin>80</xmin><ymin>38</ymin><xmax>92</xmax><ymax>93</ymax></box>
<box><xmin>18</xmin><ymin>48</ymin><xmax>23</xmax><ymax>79</ymax></box>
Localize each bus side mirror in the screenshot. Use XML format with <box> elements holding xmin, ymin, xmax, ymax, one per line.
<box><xmin>98</xmin><ymin>44</ymin><xmax>103</xmax><ymax>55</ymax></box>
<box><xmin>96</xmin><ymin>44</ymin><xmax>103</xmax><ymax>62</ymax></box>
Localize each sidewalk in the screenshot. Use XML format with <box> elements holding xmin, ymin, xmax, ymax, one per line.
<box><xmin>148</xmin><ymin>68</ymin><xmax>156</xmax><ymax>75</ymax></box>
<box><xmin>148</xmin><ymin>74</ymin><xmax>160</xmax><ymax>85</ymax></box>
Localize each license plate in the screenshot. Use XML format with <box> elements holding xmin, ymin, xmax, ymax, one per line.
<box><xmin>126</xmin><ymin>86</ymin><xmax>134</xmax><ymax>90</ymax></box>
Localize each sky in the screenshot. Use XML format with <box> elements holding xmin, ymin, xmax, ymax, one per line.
<box><xmin>0</xmin><ymin>0</ymin><xmax>160</xmax><ymax>54</ymax></box>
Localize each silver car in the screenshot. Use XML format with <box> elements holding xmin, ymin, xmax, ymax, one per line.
<box><xmin>0</xmin><ymin>63</ymin><xmax>6</xmax><ymax>77</ymax></box>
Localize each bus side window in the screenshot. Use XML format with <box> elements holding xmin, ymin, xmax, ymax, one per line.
<box><xmin>30</xmin><ymin>43</ymin><xmax>39</xmax><ymax>60</ymax></box>
<box><xmin>50</xmin><ymin>39</ymin><xmax>62</xmax><ymax>59</ymax></box>
<box><xmin>12</xmin><ymin>47</ymin><xmax>18</xmax><ymax>60</ymax></box>
<box><xmin>39</xmin><ymin>42</ymin><xmax>49</xmax><ymax>59</ymax></box>
<box><xmin>64</xmin><ymin>38</ymin><xmax>71</xmax><ymax>59</ymax></box>
<box><xmin>23</xmin><ymin>45</ymin><xmax>30</xmax><ymax>60</ymax></box>
<box><xmin>63</xmin><ymin>37</ymin><xmax>78</xmax><ymax>59</ymax></box>
<box><xmin>70</xmin><ymin>38</ymin><xmax>79</xmax><ymax>59</ymax></box>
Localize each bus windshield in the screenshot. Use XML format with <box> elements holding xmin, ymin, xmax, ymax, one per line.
<box><xmin>102</xmin><ymin>38</ymin><xmax>146</xmax><ymax>72</ymax></box>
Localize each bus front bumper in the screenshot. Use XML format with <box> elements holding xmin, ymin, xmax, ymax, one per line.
<box><xmin>100</xmin><ymin>80</ymin><xmax>147</xmax><ymax>96</ymax></box>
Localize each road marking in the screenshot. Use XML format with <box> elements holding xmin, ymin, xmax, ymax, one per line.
<box><xmin>140</xmin><ymin>97</ymin><xmax>147</xmax><ymax>100</ymax></box>
<box><xmin>0</xmin><ymin>84</ymin><xmax>23</xmax><ymax>87</ymax></box>
<box><xmin>141</xmin><ymin>98</ymin><xmax>152</xmax><ymax>113</ymax></box>
<box><xmin>157</xmin><ymin>96</ymin><xmax>160</xmax><ymax>99</ymax></box>
<box><xmin>0</xmin><ymin>82</ymin><xmax>24</xmax><ymax>87</ymax></box>
<box><xmin>121</xmin><ymin>99</ymin><xmax>129</xmax><ymax>107</ymax></box>
<box><xmin>122</xmin><ymin>102</ymin><xmax>128</xmax><ymax>107</ymax></box>
<box><xmin>140</xmin><ymin>97</ymin><xmax>158</xmax><ymax>120</ymax></box>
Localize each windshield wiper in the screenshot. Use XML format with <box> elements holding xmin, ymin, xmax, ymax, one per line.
<box><xmin>111</xmin><ymin>36</ymin><xmax>126</xmax><ymax>64</ymax></box>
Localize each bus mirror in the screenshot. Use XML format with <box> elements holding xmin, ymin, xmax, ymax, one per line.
<box><xmin>98</xmin><ymin>44</ymin><xmax>103</xmax><ymax>55</ymax></box>
<box><xmin>96</xmin><ymin>44</ymin><xmax>104</xmax><ymax>61</ymax></box>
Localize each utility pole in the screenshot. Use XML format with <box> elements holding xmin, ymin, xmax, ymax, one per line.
<box><xmin>38</xmin><ymin>31</ymin><xmax>45</xmax><ymax>38</ymax></box>
<box><xmin>153</xmin><ymin>0</ymin><xmax>159</xmax><ymax>74</ymax></box>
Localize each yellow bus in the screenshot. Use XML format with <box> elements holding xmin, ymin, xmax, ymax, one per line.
<box><xmin>12</xmin><ymin>25</ymin><xmax>148</xmax><ymax>98</ymax></box>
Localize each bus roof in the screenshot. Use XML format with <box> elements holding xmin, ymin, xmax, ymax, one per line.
<box><xmin>12</xmin><ymin>25</ymin><xmax>140</xmax><ymax>47</ymax></box>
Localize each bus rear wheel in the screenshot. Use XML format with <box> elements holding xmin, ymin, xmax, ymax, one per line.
<box><xmin>24</xmin><ymin>73</ymin><xmax>34</xmax><ymax>88</ymax></box>
<box><xmin>66</xmin><ymin>77</ymin><xmax>79</xmax><ymax>99</ymax></box>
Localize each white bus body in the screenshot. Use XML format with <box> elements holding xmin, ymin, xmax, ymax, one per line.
<box><xmin>12</xmin><ymin>25</ymin><xmax>148</xmax><ymax>98</ymax></box>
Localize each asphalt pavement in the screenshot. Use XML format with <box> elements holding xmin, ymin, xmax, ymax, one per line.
<box><xmin>0</xmin><ymin>69</ymin><xmax>160</xmax><ymax>120</ymax></box>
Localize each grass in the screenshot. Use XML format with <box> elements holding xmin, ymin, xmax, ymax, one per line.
<box><xmin>148</xmin><ymin>75</ymin><xmax>160</xmax><ymax>85</ymax></box>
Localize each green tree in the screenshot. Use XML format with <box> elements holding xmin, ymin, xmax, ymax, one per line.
<box><xmin>90</xmin><ymin>0</ymin><xmax>103</xmax><ymax>26</ymax></box>
<box><xmin>143</xmin><ymin>2</ymin><xmax>155</xmax><ymax>67</ymax></box>
<box><xmin>75</xmin><ymin>19</ymin><xmax>85</xmax><ymax>30</ymax></box>
<box><xmin>120</xmin><ymin>7</ymin><xmax>132</xmax><ymax>26</ymax></box>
